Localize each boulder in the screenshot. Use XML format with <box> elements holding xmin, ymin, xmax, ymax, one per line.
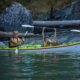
<box><xmin>0</xmin><ymin>42</ymin><xmax>5</xmax><ymax>46</ymax></box>
<box><xmin>0</xmin><ymin>2</ymin><xmax>33</xmax><ymax>32</ymax></box>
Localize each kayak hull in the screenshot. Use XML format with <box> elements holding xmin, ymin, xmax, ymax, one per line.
<box><xmin>20</xmin><ymin>44</ymin><xmax>80</xmax><ymax>53</ymax></box>
<box><xmin>0</xmin><ymin>42</ymin><xmax>80</xmax><ymax>54</ymax></box>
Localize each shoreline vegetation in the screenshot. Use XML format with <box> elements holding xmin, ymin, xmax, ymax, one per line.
<box><xmin>0</xmin><ymin>0</ymin><xmax>73</xmax><ymax>19</ymax></box>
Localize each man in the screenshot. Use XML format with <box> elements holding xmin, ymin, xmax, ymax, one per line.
<box><xmin>44</xmin><ymin>36</ymin><xmax>58</xmax><ymax>47</ymax></box>
<box><xmin>9</xmin><ymin>31</ymin><xmax>24</xmax><ymax>48</ymax></box>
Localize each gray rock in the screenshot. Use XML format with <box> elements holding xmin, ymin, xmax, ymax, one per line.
<box><xmin>0</xmin><ymin>2</ymin><xmax>33</xmax><ymax>32</ymax></box>
<box><xmin>0</xmin><ymin>42</ymin><xmax>5</xmax><ymax>46</ymax></box>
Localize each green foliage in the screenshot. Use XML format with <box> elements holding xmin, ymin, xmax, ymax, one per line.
<box><xmin>0</xmin><ymin>0</ymin><xmax>33</xmax><ymax>13</ymax></box>
<box><xmin>0</xmin><ymin>0</ymin><xmax>73</xmax><ymax>18</ymax></box>
<box><xmin>0</xmin><ymin>0</ymin><xmax>15</xmax><ymax>12</ymax></box>
<box><xmin>16</xmin><ymin>0</ymin><xmax>32</xmax><ymax>5</ymax></box>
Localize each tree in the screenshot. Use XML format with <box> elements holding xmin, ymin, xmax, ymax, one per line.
<box><xmin>0</xmin><ymin>0</ymin><xmax>15</xmax><ymax>12</ymax></box>
<box><xmin>47</xmin><ymin>0</ymin><xmax>58</xmax><ymax>20</ymax></box>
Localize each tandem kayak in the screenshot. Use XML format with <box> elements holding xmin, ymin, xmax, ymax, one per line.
<box><xmin>0</xmin><ymin>42</ymin><xmax>80</xmax><ymax>53</ymax></box>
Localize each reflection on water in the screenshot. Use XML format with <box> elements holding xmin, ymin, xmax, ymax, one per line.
<box><xmin>0</xmin><ymin>53</ymin><xmax>80</xmax><ymax>80</ymax></box>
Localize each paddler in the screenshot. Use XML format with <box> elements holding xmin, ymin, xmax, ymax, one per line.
<box><xmin>44</xmin><ymin>36</ymin><xmax>58</xmax><ymax>47</ymax></box>
<box><xmin>9</xmin><ymin>31</ymin><xmax>25</xmax><ymax>48</ymax></box>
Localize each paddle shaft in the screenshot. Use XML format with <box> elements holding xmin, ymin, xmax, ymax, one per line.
<box><xmin>42</xmin><ymin>27</ymin><xmax>45</xmax><ymax>46</ymax></box>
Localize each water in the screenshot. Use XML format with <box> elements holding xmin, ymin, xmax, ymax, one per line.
<box><xmin>0</xmin><ymin>29</ymin><xmax>80</xmax><ymax>80</ymax></box>
<box><xmin>0</xmin><ymin>53</ymin><xmax>80</xmax><ymax>80</ymax></box>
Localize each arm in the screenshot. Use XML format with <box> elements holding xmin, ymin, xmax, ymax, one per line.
<box><xmin>20</xmin><ymin>37</ymin><xmax>25</xmax><ymax>44</ymax></box>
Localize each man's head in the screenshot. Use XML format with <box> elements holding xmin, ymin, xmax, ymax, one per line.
<box><xmin>13</xmin><ymin>31</ymin><xmax>19</xmax><ymax>37</ymax></box>
<box><xmin>44</xmin><ymin>36</ymin><xmax>49</xmax><ymax>40</ymax></box>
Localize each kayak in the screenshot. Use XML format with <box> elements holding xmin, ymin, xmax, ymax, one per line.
<box><xmin>0</xmin><ymin>41</ymin><xmax>80</xmax><ymax>53</ymax></box>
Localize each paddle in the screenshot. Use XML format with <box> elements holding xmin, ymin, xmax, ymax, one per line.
<box><xmin>71</xmin><ymin>29</ymin><xmax>80</xmax><ymax>32</ymax></box>
<box><xmin>15</xmin><ymin>24</ymin><xmax>34</xmax><ymax>54</ymax></box>
<box><xmin>22</xmin><ymin>24</ymin><xmax>34</xmax><ymax>28</ymax></box>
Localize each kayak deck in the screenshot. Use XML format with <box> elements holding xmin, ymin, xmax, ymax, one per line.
<box><xmin>0</xmin><ymin>41</ymin><xmax>80</xmax><ymax>50</ymax></box>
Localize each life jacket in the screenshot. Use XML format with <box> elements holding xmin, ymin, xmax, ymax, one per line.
<box><xmin>9</xmin><ymin>38</ymin><xmax>22</xmax><ymax>48</ymax></box>
<box><xmin>44</xmin><ymin>40</ymin><xmax>48</xmax><ymax>47</ymax></box>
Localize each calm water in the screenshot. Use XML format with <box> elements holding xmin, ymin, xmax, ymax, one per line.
<box><xmin>0</xmin><ymin>29</ymin><xmax>80</xmax><ymax>80</ymax></box>
<box><xmin>0</xmin><ymin>53</ymin><xmax>80</xmax><ymax>80</ymax></box>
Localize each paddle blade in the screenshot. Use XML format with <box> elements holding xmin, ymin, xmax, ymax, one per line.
<box><xmin>15</xmin><ymin>49</ymin><xmax>18</xmax><ymax>54</ymax></box>
<box><xmin>71</xmin><ymin>29</ymin><xmax>80</xmax><ymax>32</ymax></box>
<box><xmin>24</xmin><ymin>31</ymin><xmax>28</xmax><ymax>36</ymax></box>
<box><xmin>22</xmin><ymin>24</ymin><xmax>34</xmax><ymax>28</ymax></box>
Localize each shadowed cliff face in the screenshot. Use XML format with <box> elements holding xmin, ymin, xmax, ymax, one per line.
<box><xmin>0</xmin><ymin>2</ymin><xmax>33</xmax><ymax>32</ymax></box>
<box><xmin>54</xmin><ymin>0</ymin><xmax>80</xmax><ymax>20</ymax></box>
<box><xmin>25</xmin><ymin>0</ymin><xmax>73</xmax><ymax>20</ymax></box>
<box><xmin>38</xmin><ymin>0</ymin><xmax>80</xmax><ymax>20</ymax></box>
